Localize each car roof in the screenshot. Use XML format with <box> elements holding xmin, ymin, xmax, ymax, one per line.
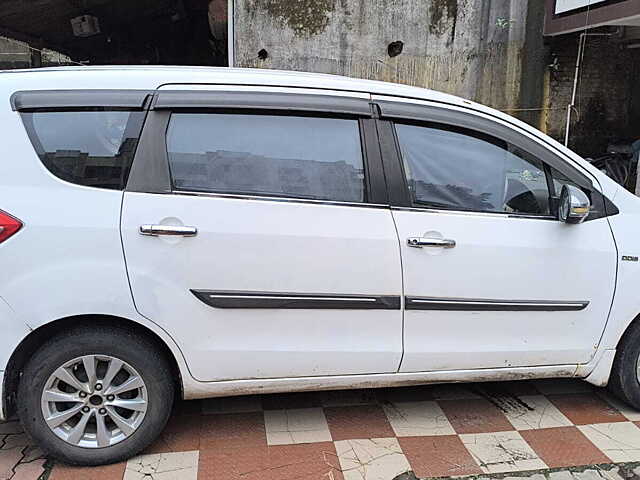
<box><xmin>1</xmin><ymin>65</ymin><xmax>474</xmax><ymax>107</ymax></box>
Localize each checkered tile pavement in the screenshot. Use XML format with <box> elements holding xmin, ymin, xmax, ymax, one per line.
<box><xmin>4</xmin><ymin>379</ymin><xmax>640</xmax><ymax>479</ymax></box>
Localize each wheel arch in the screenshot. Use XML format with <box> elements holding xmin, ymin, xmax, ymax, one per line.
<box><xmin>2</xmin><ymin>314</ymin><xmax>184</xmax><ymax>419</ymax></box>
<box><xmin>584</xmin><ymin>311</ymin><xmax>640</xmax><ymax>387</ymax></box>
<box><xmin>614</xmin><ymin>312</ymin><xmax>640</xmax><ymax>351</ymax></box>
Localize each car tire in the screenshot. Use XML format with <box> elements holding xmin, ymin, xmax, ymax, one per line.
<box><xmin>609</xmin><ymin>322</ymin><xmax>640</xmax><ymax>409</ymax></box>
<box><xmin>17</xmin><ymin>325</ymin><xmax>175</xmax><ymax>465</ymax></box>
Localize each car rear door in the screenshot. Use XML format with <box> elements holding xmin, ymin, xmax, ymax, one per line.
<box><xmin>374</xmin><ymin>95</ymin><xmax>617</xmax><ymax>372</ymax></box>
<box><xmin>120</xmin><ymin>86</ymin><xmax>403</xmax><ymax>382</ymax></box>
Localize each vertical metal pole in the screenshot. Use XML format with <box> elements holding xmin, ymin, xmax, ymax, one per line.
<box><xmin>565</xmin><ymin>33</ymin><xmax>585</xmax><ymax>147</ymax></box>
<box><xmin>227</xmin><ymin>0</ymin><xmax>234</xmax><ymax>67</ymax></box>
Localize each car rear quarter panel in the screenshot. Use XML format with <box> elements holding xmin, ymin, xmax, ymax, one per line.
<box><xmin>0</xmin><ymin>77</ymin><xmax>193</xmax><ymax>399</ymax></box>
<box><xmin>0</xmin><ymin>97</ymin><xmax>136</xmax><ymax>323</ymax></box>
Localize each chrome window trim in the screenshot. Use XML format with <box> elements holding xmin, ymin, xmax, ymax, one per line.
<box><xmin>207</xmin><ymin>295</ymin><xmax>377</xmax><ymax>302</ymax></box>
<box><xmin>391</xmin><ymin>206</ymin><xmax>557</xmax><ymax>221</ymax></box>
<box><xmin>169</xmin><ymin>189</ymin><xmax>390</xmax><ymax>209</ymax></box>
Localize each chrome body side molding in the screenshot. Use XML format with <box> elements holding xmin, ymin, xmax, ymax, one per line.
<box><xmin>405</xmin><ymin>297</ymin><xmax>589</xmax><ymax>311</ymax></box>
<box><xmin>191</xmin><ymin>290</ymin><xmax>401</xmax><ymax>310</ymax></box>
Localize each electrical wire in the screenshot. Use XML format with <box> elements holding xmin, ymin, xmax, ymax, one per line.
<box><xmin>590</xmin><ymin>154</ymin><xmax>632</xmax><ymax>186</ymax></box>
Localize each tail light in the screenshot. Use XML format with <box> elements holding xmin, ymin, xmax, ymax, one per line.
<box><xmin>0</xmin><ymin>210</ymin><xmax>22</xmax><ymax>244</ymax></box>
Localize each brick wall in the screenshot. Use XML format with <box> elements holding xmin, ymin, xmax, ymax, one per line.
<box><xmin>545</xmin><ymin>30</ymin><xmax>640</xmax><ymax>158</ymax></box>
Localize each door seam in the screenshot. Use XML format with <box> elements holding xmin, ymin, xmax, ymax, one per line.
<box><xmin>389</xmin><ymin>209</ymin><xmax>406</xmax><ymax>373</ymax></box>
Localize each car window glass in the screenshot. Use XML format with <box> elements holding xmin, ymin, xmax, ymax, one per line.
<box><xmin>21</xmin><ymin>110</ymin><xmax>145</xmax><ymax>190</ymax></box>
<box><xmin>166</xmin><ymin>113</ymin><xmax>366</xmax><ymax>203</ymax></box>
<box><xmin>395</xmin><ymin>122</ymin><xmax>550</xmax><ymax>215</ymax></box>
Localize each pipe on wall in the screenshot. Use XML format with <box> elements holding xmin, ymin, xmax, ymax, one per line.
<box><xmin>227</xmin><ymin>0</ymin><xmax>234</xmax><ymax>67</ymax></box>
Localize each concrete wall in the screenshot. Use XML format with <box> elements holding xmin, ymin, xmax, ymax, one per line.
<box><xmin>0</xmin><ymin>37</ymin><xmax>31</xmax><ymax>69</ymax></box>
<box><xmin>233</xmin><ymin>0</ymin><xmax>547</xmax><ymax>125</ymax></box>
<box><xmin>0</xmin><ymin>36</ymin><xmax>72</xmax><ymax>69</ymax></box>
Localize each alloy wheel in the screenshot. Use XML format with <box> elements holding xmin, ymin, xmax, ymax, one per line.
<box><xmin>40</xmin><ymin>354</ymin><xmax>148</xmax><ymax>448</ymax></box>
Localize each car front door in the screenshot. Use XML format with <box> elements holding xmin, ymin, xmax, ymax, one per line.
<box><xmin>120</xmin><ymin>88</ymin><xmax>403</xmax><ymax>382</ymax></box>
<box><xmin>374</xmin><ymin>96</ymin><xmax>618</xmax><ymax>373</ymax></box>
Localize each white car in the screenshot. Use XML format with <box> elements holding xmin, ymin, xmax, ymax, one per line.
<box><xmin>1</xmin><ymin>66</ymin><xmax>639</xmax><ymax>465</ymax></box>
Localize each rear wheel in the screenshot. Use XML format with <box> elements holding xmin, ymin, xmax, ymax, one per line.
<box><xmin>18</xmin><ymin>326</ymin><xmax>174</xmax><ymax>465</ymax></box>
<box><xmin>609</xmin><ymin>321</ymin><xmax>640</xmax><ymax>409</ymax></box>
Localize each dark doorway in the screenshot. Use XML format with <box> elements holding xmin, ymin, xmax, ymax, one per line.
<box><xmin>0</xmin><ymin>0</ymin><xmax>228</xmax><ymax>68</ymax></box>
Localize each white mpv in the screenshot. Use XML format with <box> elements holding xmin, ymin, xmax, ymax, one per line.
<box><xmin>1</xmin><ymin>66</ymin><xmax>639</xmax><ymax>465</ymax></box>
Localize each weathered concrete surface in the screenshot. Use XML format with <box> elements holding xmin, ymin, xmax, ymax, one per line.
<box><xmin>234</xmin><ymin>0</ymin><xmax>544</xmax><ymax>117</ymax></box>
<box><xmin>0</xmin><ymin>37</ymin><xmax>30</xmax><ymax>70</ymax></box>
<box><xmin>0</xmin><ymin>36</ymin><xmax>72</xmax><ymax>70</ymax></box>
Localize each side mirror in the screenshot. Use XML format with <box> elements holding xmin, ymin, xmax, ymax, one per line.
<box><xmin>558</xmin><ymin>184</ymin><xmax>590</xmax><ymax>224</ymax></box>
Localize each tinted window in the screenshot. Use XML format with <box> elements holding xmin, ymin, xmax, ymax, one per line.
<box><xmin>21</xmin><ymin>110</ymin><xmax>145</xmax><ymax>190</ymax></box>
<box><xmin>167</xmin><ymin>114</ymin><xmax>365</xmax><ymax>203</ymax></box>
<box><xmin>395</xmin><ymin>123</ymin><xmax>550</xmax><ymax>215</ymax></box>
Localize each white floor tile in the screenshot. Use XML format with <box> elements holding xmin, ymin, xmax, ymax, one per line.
<box><xmin>460</xmin><ymin>431</ymin><xmax>547</xmax><ymax>474</ymax></box>
<box><xmin>335</xmin><ymin>438</ymin><xmax>411</xmax><ymax>480</ymax></box>
<box><xmin>549</xmin><ymin>471</ymin><xmax>577</xmax><ymax>480</ymax></box>
<box><xmin>578</xmin><ymin>422</ymin><xmax>640</xmax><ymax>462</ymax></box>
<box><xmin>124</xmin><ymin>451</ymin><xmax>199</xmax><ymax>480</ymax></box>
<box><xmin>202</xmin><ymin>395</ymin><xmax>263</xmax><ymax>414</ymax></box>
<box><xmin>504</xmin><ymin>395</ymin><xmax>574</xmax><ymax>430</ymax></box>
<box><xmin>383</xmin><ymin>400</ymin><xmax>455</xmax><ymax>437</ymax></box>
<box><xmin>264</xmin><ymin>407</ymin><xmax>331</xmax><ymax>445</ymax></box>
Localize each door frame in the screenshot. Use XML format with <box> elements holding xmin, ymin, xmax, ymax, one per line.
<box><xmin>372</xmin><ymin>95</ymin><xmax>620</xmax><ymax>372</ymax></box>
<box><xmin>126</xmin><ymin>88</ymin><xmax>390</xmax><ymax>207</ymax></box>
<box><xmin>120</xmin><ymin>86</ymin><xmax>409</xmax><ymax>381</ymax></box>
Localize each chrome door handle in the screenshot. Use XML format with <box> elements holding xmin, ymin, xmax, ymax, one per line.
<box><xmin>407</xmin><ymin>237</ymin><xmax>456</xmax><ymax>248</ymax></box>
<box><xmin>139</xmin><ymin>225</ymin><xmax>198</xmax><ymax>237</ymax></box>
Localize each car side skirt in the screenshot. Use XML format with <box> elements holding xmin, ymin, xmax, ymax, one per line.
<box><xmin>181</xmin><ymin>364</ymin><xmax>579</xmax><ymax>400</ymax></box>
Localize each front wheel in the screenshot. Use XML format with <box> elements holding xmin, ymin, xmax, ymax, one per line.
<box><xmin>609</xmin><ymin>321</ymin><xmax>640</xmax><ymax>409</ymax></box>
<box><xmin>18</xmin><ymin>325</ymin><xmax>174</xmax><ymax>465</ymax></box>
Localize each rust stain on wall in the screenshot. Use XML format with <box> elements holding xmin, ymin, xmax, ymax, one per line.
<box><xmin>260</xmin><ymin>0</ymin><xmax>337</xmax><ymax>36</ymax></box>
<box><xmin>429</xmin><ymin>0</ymin><xmax>458</xmax><ymax>44</ymax></box>
<box><xmin>235</xmin><ymin>0</ymin><xmax>536</xmax><ymax>123</ymax></box>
